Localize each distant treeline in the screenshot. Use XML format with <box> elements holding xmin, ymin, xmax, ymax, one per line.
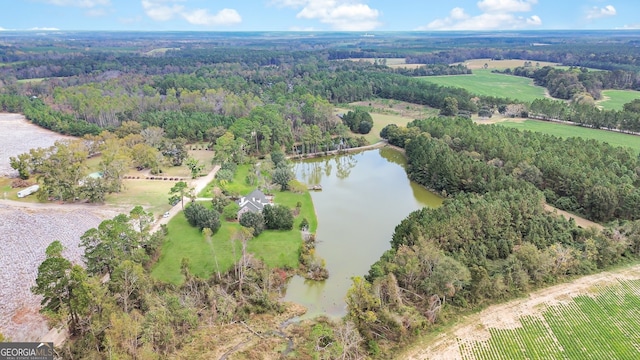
<box><xmin>528</xmin><ymin>98</ymin><xmax>640</xmax><ymax>133</ymax></box>
<box><xmin>494</xmin><ymin>66</ymin><xmax>640</xmax><ymax>100</ymax></box>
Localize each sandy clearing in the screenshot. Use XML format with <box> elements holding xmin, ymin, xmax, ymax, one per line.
<box><xmin>0</xmin><ymin>113</ymin><xmax>74</xmax><ymax>177</ymax></box>
<box><xmin>401</xmin><ymin>264</ymin><xmax>640</xmax><ymax>360</ymax></box>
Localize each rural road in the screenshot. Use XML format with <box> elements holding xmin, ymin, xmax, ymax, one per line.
<box><xmin>149</xmin><ymin>164</ymin><xmax>220</xmax><ymax>233</ymax></box>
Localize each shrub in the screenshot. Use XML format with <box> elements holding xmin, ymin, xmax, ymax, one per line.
<box><xmin>183</xmin><ymin>203</ymin><xmax>221</xmax><ymax>233</ymax></box>
<box><xmin>239</xmin><ymin>211</ymin><xmax>265</xmax><ymax>236</ymax></box>
<box><xmin>263</xmin><ymin>205</ymin><xmax>294</xmax><ymax>230</ymax></box>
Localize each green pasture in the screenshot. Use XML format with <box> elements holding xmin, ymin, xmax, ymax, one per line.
<box><xmin>420</xmin><ymin>69</ymin><xmax>547</xmax><ymax>103</ymax></box>
<box><xmin>460</xmin><ymin>280</ymin><xmax>640</xmax><ymax>359</ymax></box>
<box><xmin>598</xmin><ymin>89</ymin><xmax>640</xmax><ymax>111</ymax></box>
<box><xmin>497</xmin><ymin>119</ymin><xmax>640</xmax><ymax>154</ymax></box>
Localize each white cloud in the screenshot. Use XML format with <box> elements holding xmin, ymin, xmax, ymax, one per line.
<box><xmin>29</xmin><ymin>27</ymin><xmax>61</xmax><ymax>31</ymax></box>
<box><xmin>0</xmin><ymin>27</ymin><xmax>6</xmax><ymax>31</ymax></box>
<box><xmin>526</xmin><ymin>15</ymin><xmax>541</xmax><ymax>26</ymax></box>
<box><xmin>41</xmin><ymin>0</ymin><xmax>110</xmax><ymax>8</ymax></box>
<box><xmin>586</xmin><ymin>5</ymin><xmax>616</xmax><ymax>20</ymax></box>
<box><xmin>478</xmin><ymin>0</ymin><xmax>537</xmax><ymax>13</ymax></box>
<box><xmin>182</xmin><ymin>8</ymin><xmax>241</xmax><ymax>26</ymax></box>
<box><xmin>272</xmin><ymin>0</ymin><xmax>382</xmax><ymax>31</ymax></box>
<box><xmin>141</xmin><ymin>0</ymin><xmax>241</xmax><ymax>27</ymax></box>
<box><xmin>142</xmin><ymin>0</ymin><xmax>185</xmax><ymax>21</ymax></box>
<box><xmin>421</xmin><ymin>0</ymin><xmax>541</xmax><ymax>30</ymax></box>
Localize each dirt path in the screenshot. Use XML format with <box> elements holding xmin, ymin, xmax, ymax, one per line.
<box><xmin>401</xmin><ymin>263</ymin><xmax>640</xmax><ymax>360</ymax></box>
<box><xmin>150</xmin><ymin>164</ymin><xmax>220</xmax><ymax>233</ymax></box>
<box><xmin>543</xmin><ymin>203</ymin><xmax>603</xmax><ymax>231</ymax></box>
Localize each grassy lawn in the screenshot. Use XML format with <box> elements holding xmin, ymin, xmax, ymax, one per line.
<box><xmin>597</xmin><ymin>89</ymin><xmax>640</xmax><ymax>111</ymax></box>
<box><xmin>420</xmin><ymin>69</ymin><xmax>548</xmax><ymax>103</ymax></box>
<box><xmin>199</xmin><ymin>163</ymin><xmax>254</xmax><ymax>198</ymax></box>
<box><xmin>106</xmin><ymin>179</ymin><xmax>175</xmax><ymax>217</ymax></box>
<box><xmin>152</xmin><ymin>159</ymin><xmax>319</xmax><ymax>284</ymax></box>
<box><xmin>0</xmin><ymin>178</ymin><xmax>15</xmax><ymax>199</ymax></box>
<box><xmin>151</xmin><ymin>213</ymin><xmax>243</xmax><ymax>284</ymax></box>
<box><xmin>497</xmin><ymin>119</ymin><xmax>640</xmax><ymax>154</ymax></box>
<box><xmin>152</xmin><ymin>189</ymin><xmax>317</xmax><ymax>284</ymax></box>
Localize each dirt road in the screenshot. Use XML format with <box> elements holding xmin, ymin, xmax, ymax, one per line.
<box><xmin>150</xmin><ymin>164</ymin><xmax>220</xmax><ymax>233</ymax></box>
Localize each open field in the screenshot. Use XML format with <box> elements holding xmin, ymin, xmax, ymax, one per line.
<box><xmin>597</xmin><ymin>89</ymin><xmax>640</xmax><ymax>111</ymax></box>
<box><xmin>455</xmin><ymin>58</ymin><xmax>559</xmax><ymax>70</ymax></box>
<box><xmin>458</xmin><ymin>280</ymin><xmax>640</xmax><ymax>359</ymax></box>
<box><xmin>495</xmin><ymin>119</ymin><xmax>640</xmax><ymax>153</ymax></box>
<box><xmin>106</xmin><ymin>179</ymin><xmax>175</xmax><ymax>218</ymax></box>
<box><xmin>338</xmin><ymin>100</ymin><xmax>436</xmax><ymax>144</ymax></box>
<box><xmin>0</xmin><ymin>202</ymin><xmax>117</xmax><ymax>342</ymax></box>
<box><xmin>344</xmin><ymin>57</ymin><xmax>425</xmax><ymax>69</ymax></box>
<box><xmin>402</xmin><ymin>262</ymin><xmax>640</xmax><ymax>360</ymax></box>
<box><xmin>0</xmin><ymin>113</ymin><xmax>73</xmax><ymax>177</ymax></box>
<box><xmin>144</xmin><ymin>47</ymin><xmax>180</xmax><ymax>56</ymax></box>
<box><xmin>420</xmin><ymin>69</ymin><xmax>548</xmax><ymax>103</ymax></box>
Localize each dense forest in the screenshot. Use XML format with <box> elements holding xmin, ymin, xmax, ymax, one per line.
<box><xmin>3</xmin><ymin>30</ymin><xmax>640</xmax><ymax>358</ymax></box>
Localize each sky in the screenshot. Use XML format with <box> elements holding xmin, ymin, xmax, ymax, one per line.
<box><xmin>0</xmin><ymin>0</ymin><xmax>638</xmax><ymax>32</ymax></box>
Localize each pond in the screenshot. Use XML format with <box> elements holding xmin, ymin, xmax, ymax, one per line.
<box><xmin>283</xmin><ymin>147</ymin><xmax>442</xmax><ymax>318</ymax></box>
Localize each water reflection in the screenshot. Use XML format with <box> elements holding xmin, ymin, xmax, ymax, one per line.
<box><xmin>284</xmin><ymin>148</ymin><xmax>442</xmax><ymax>319</ymax></box>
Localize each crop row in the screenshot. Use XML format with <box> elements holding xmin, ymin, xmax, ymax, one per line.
<box><xmin>460</xmin><ymin>280</ymin><xmax>640</xmax><ymax>359</ymax></box>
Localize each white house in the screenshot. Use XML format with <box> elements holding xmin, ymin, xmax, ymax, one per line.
<box><xmin>237</xmin><ymin>189</ymin><xmax>272</xmax><ymax>218</ymax></box>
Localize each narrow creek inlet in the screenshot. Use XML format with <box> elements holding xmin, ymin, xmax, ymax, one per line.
<box><xmin>283</xmin><ymin>147</ymin><xmax>443</xmax><ymax>318</ymax></box>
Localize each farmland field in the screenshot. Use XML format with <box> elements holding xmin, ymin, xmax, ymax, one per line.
<box><xmin>0</xmin><ymin>113</ymin><xmax>73</xmax><ymax>177</ymax></box>
<box><xmin>459</xmin><ymin>280</ymin><xmax>640</xmax><ymax>359</ymax></box>
<box><xmin>597</xmin><ymin>89</ymin><xmax>640</xmax><ymax>111</ymax></box>
<box><xmin>455</xmin><ymin>58</ymin><xmax>559</xmax><ymax>70</ymax></box>
<box><xmin>420</xmin><ymin>69</ymin><xmax>548</xmax><ymax>103</ymax></box>
<box><xmin>495</xmin><ymin>119</ymin><xmax>640</xmax><ymax>153</ymax></box>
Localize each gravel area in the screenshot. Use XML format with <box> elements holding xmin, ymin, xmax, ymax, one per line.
<box><xmin>0</xmin><ymin>113</ymin><xmax>72</xmax><ymax>177</ymax></box>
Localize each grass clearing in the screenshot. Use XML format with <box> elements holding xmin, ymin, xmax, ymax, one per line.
<box><xmin>106</xmin><ymin>179</ymin><xmax>174</xmax><ymax>217</ymax></box>
<box><xmin>151</xmin><ymin>212</ymin><xmax>243</xmax><ymax>284</ymax></box>
<box><xmin>338</xmin><ymin>101</ymin><xmax>434</xmax><ymax>144</ymax></box>
<box><xmin>420</xmin><ymin>69</ymin><xmax>547</xmax><ymax>103</ymax></box>
<box><xmin>199</xmin><ymin>163</ymin><xmax>254</xmax><ymax>198</ymax></box>
<box><xmin>459</xmin><ymin>280</ymin><xmax>640</xmax><ymax>359</ymax></box>
<box><xmin>597</xmin><ymin>89</ymin><xmax>640</xmax><ymax>111</ymax></box>
<box><xmin>496</xmin><ymin>119</ymin><xmax>640</xmax><ymax>154</ymax></box>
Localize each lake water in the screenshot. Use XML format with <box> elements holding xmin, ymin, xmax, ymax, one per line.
<box><xmin>284</xmin><ymin>147</ymin><xmax>442</xmax><ymax>318</ymax></box>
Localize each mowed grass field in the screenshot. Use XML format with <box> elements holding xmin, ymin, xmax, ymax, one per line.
<box><xmin>459</xmin><ymin>280</ymin><xmax>640</xmax><ymax>360</ymax></box>
<box><xmin>151</xmin><ymin>189</ymin><xmax>316</xmax><ymax>284</ymax></box>
<box><xmin>420</xmin><ymin>69</ymin><xmax>548</xmax><ymax>103</ymax></box>
<box><xmin>598</xmin><ymin>89</ymin><xmax>640</xmax><ymax>111</ymax></box>
<box><xmin>496</xmin><ymin>119</ymin><xmax>640</xmax><ymax>154</ymax></box>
